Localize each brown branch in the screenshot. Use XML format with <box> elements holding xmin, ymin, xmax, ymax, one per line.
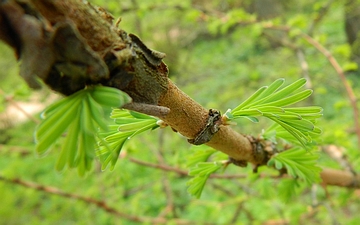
<box><xmin>1</xmin><ymin>0</ymin><xmax>360</xmax><ymax>192</ymax></box>
<box><xmin>0</xmin><ymin>144</ymin><xmax>32</xmax><ymax>156</ymax></box>
<box><xmin>307</xmin><ymin>0</ymin><xmax>335</xmax><ymax>35</ymax></box>
<box><xmin>156</xmin><ymin>82</ymin><xmax>257</xmax><ymax>164</ymax></box>
<box><xmin>0</xmin><ymin>175</ymin><xmax>214</xmax><ymax>225</ymax></box>
<box><xmin>229</xmin><ymin>201</ymin><xmax>254</xmax><ymax>224</ymax></box>
<box><xmin>0</xmin><ymin>0</ymin><xmax>257</xmax><ymax>164</ymax></box>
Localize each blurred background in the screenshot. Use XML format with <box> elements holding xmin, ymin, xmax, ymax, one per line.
<box><xmin>0</xmin><ymin>0</ymin><xmax>360</xmax><ymax>224</ymax></box>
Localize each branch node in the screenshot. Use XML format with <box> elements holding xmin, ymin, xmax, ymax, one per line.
<box><xmin>122</xmin><ymin>102</ymin><xmax>170</xmax><ymax>118</ymax></box>
<box><xmin>228</xmin><ymin>157</ymin><xmax>248</xmax><ymax>167</ymax></box>
<box><xmin>245</xmin><ymin>135</ymin><xmax>277</xmax><ymax>170</ymax></box>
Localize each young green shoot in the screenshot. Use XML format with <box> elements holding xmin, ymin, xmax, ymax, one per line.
<box><xmin>35</xmin><ymin>86</ymin><xmax>131</xmax><ymax>176</ymax></box>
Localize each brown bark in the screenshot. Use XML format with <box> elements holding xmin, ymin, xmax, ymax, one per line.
<box><xmin>0</xmin><ymin>0</ymin><xmax>358</xmax><ymax>189</ymax></box>
<box><xmin>0</xmin><ymin>0</ymin><xmax>258</xmax><ymax>164</ymax></box>
<box><xmin>157</xmin><ymin>81</ymin><xmax>256</xmax><ymax>164</ymax></box>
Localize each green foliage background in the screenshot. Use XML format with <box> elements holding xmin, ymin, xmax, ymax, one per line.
<box><xmin>1</xmin><ymin>0</ymin><xmax>360</xmax><ymax>224</ymax></box>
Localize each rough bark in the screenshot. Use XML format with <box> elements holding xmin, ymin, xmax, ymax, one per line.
<box><xmin>0</xmin><ymin>0</ymin><xmax>359</xmax><ymax>189</ymax></box>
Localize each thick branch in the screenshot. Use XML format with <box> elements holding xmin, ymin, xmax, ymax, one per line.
<box><xmin>157</xmin><ymin>82</ymin><xmax>256</xmax><ymax>164</ymax></box>
<box><xmin>0</xmin><ymin>0</ymin><xmax>260</xmax><ymax>165</ymax></box>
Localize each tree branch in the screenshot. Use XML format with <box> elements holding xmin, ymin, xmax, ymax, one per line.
<box><xmin>2</xmin><ymin>143</ymin><xmax>359</xmax><ymax>189</ymax></box>
<box><xmin>129</xmin><ymin>157</ymin><xmax>250</xmax><ymax>179</ymax></box>
<box><xmin>301</xmin><ymin>34</ymin><xmax>360</xmax><ymax>149</ymax></box>
<box><xmin>0</xmin><ymin>0</ymin><xmax>260</xmax><ymax>164</ymax></box>
<box><xmin>1</xmin><ymin>0</ymin><xmax>360</xmax><ymax>190</ymax></box>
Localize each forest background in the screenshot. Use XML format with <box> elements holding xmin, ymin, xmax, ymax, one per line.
<box><xmin>0</xmin><ymin>0</ymin><xmax>360</xmax><ymax>224</ymax></box>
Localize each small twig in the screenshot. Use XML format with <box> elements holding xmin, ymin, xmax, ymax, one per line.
<box><xmin>0</xmin><ymin>144</ymin><xmax>32</xmax><ymax>156</ymax></box>
<box><xmin>260</xmin><ymin>33</ymin><xmax>314</xmax><ymax>103</ymax></box>
<box><xmin>296</xmin><ymin>48</ymin><xmax>315</xmax><ymax>104</ymax></box>
<box><xmin>122</xmin><ymin>102</ymin><xmax>170</xmax><ymax>118</ymax></box>
<box><xmin>302</xmin><ymin>33</ymin><xmax>360</xmax><ymax>149</ymax></box>
<box><xmin>300</xmin><ymin>202</ymin><xmax>340</xmax><ymax>225</ymax></box>
<box><xmin>311</xmin><ymin>184</ymin><xmax>319</xmax><ymax>207</ymax></box>
<box><xmin>130</xmin><ymin>0</ymin><xmax>143</xmax><ymax>37</ymax></box>
<box><xmin>0</xmin><ymin>175</ymin><xmax>152</xmax><ymax>223</ymax></box>
<box><xmin>322</xmin><ymin>145</ymin><xmax>356</xmax><ymax>175</ymax></box>
<box><xmin>128</xmin><ymin>157</ymin><xmax>247</xmax><ymax>179</ymax></box>
<box><xmin>155</xmin><ymin>130</ymin><xmax>176</xmax><ymax>219</ymax></box>
<box><xmin>307</xmin><ymin>0</ymin><xmax>334</xmax><ymax>35</ymax></box>
<box><xmin>229</xmin><ymin>202</ymin><xmax>243</xmax><ymax>224</ymax></box>
<box><xmin>0</xmin><ymin>88</ymin><xmax>40</xmax><ymax>124</ymax></box>
<box><xmin>323</xmin><ymin>202</ymin><xmax>341</xmax><ymax>225</ymax></box>
<box><xmin>296</xmin><ymin>48</ymin><xmax>312</xmax><ymax>90</ymax></box>
<box><xmin>229</xmin><ymin>200</ymin><xmax>255</xmax><ymax>224</ymax></box>
<box><xmin>0</xmin><ymin>175</ymin><xmax>211</xmax><ymax>225</ymax></box>
<box><xmin>156</xmin><ymin>178</ymin><xmax>174</xmax><ymax>219</ymax></box>
<box><xmin>209</xmin><ymin>182</ymin><xmax>235</xmax><ymax>197</ymax></box>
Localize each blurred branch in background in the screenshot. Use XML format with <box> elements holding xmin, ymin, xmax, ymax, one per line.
<box><xmin>3</xmin><ymin>142</ymin><xmax>360</xmax><ymax>189</ymax></box>
<box><xmin>301</xmin><ymin>34</ymin><xmax>360</xmax><ymax>149</ymax></box>
<box><xmin>307</xmin><ymin>0</ymin><xmax>335</xmax><ymax>35</ymax></box>
<box><xmin>153</xmin><ymin>130</ymin><xmax>176</xmax><ymax>219</ymax></box>
<box><xmin>0</xmin><ymin>175</ymin><xmax>213</xmax><ymax>225</ymax></box>
<box><xmin>322</xmin><ymin>145</ymin><xmax>357</xmax><ymax>174</ymax></box>
<box><xmin>0</xmin><ymin>88</ymin><xmax>40</xmax><ymax>124</ymax></box>
<box><xmin>345</xmin><ymin>0</ymin><xmax>360</xmax><ymax>64</ymax></box>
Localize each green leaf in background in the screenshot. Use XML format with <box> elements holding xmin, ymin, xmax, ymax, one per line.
<box><xmin>268</xmin><ymin>147</ymin><xmax>322</xmax><ymax>185</ymax></box>
<box><xmin>277</xmin><ymin>179</ymin><xmax>300</xmax><ymax>202</ymax></box>
<box><xmin>226</xmin><ymin>78</ymin><xmax>323</xmax><ymax>149</ymax></box>
<box><xmin>186</xmin><ymin>146</ymin><xmax>217</xmax><ymax>167</ymax></box>
<box><xmin>97</xmin><ymin>109</ymin><xmax>160</xmax><ymax>171</ymax></box>
<box><xmin>35</xmin><ymin>86</ymin><xmax>131</xmax><ymax>175</ymax></box>
<box><xmin>187</xmin><ymin>161</ymin><xmax>224</xmax><ymax>198</ymax></box>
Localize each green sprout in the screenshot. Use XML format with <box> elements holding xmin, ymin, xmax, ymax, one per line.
<box><xmin>186</xmin><ymin>78</ymin><xmax>323</xmax><ymax>198</ymax></box>
<box><xmin>224</xmin><ymin>78</ymin><xmax>322</xmax><ymax>148</ymax></box>
<box><xmin>35</xmin><ymin>86</ymin><xmax>131</xmax><ymax>176</ymax></box>
<box><xmin>97</xmin><ymin>109</ymin><xmax>160</xmax><ymax>171</ymax></box>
